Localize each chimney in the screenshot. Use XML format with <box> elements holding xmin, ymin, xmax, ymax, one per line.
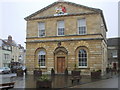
<box><xmin>8</xmin><ymin>35</ymin><xmax>12</xmax><ymax>43</ymax></box>
<box><xmin>57</xmin><ymin>0</ymin><xmax>64</xmax><ymax>2</ymax></box>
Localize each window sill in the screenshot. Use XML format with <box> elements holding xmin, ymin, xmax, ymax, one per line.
<box><xmin>78</xmin><ymin>66</ymin><xmax>88</xmax><ymax>68</ymax></box>
<box><xmin>57</xmin><ymin>35</ymin><xmax>65</xmax><ymax>36</ymax></box>
<box><xmin>40</xmin><ymin>66</ymin><xmax>46</xmax><ymax>69</ymax></box>
<box><xmin>78</xmin><ymin>34</ymin><xmax>87</xmax><ymax>35</ymax></box>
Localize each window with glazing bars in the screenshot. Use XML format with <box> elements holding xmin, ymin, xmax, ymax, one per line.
<box><xmin>78</xmin><ymin>19</ymin><xmax>86</xmax><ymax>35</ymax></box>
<box><xmin>38</xmin><ymin>50</ymin><xmax>46</xmax><ymax>67</ymax></box>
<box><xmin>38</xmin><ymin>22</ymin><xmax>45</xmax><ymax>37</ymax></box>
<box><xmin>57</xmin><ymin>21</ymin><xmax>64</xmax><ymax>35</ymax></box>
<box><xmin>78</xmin><ymin>49</ymin><xmax>87</xmax><ymax>66</ymax></box>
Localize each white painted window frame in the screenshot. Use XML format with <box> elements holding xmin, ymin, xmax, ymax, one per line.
<box><xmin>38</xmin><ymin>22</ymin><xmax>45</xmax><ymax>37</ymax></box>
<box><xmin>57</xmin><ymin>20</ymin><xmax>65</xmax><ymax>36</ymax></box>
<box><xmin>77</xmin><ymin>18</ymin><xmax>87</xmax><ymax>35</ymax></box>
<box><xmin>78</xmin><ymin>49</ymin><xmax>88</xmax><ymax>68</ymax></box>
<box><xmin>38</xmin><ymin>50</ymin><xmax>46</xmax><ymax>68</ymax></box>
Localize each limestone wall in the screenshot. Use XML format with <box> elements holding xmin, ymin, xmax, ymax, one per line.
<box><xmin>26</xmin><ymin>14</ymin><xmax>101</xmax><ymax>38</ymax></box>
<box><xmin>26</xmin><ymin>40</ymin><xmax>103</xmax><ymax>75</ymax></box>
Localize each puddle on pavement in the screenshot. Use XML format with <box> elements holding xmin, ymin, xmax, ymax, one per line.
<box><xmin>1</xmin><ymin>74</ymin><xmax>93</xmax><ymax>88</ymax></box>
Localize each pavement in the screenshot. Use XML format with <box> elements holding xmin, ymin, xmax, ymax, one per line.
<box><xmin>70</xmin><ymin>75</ymin><xmax>119</xmax><ymax>88</ymax></box>
<box><xmin>0</xmin><ymin>73</ymin><xmax>119</xmax><ymax>89</ymax></box>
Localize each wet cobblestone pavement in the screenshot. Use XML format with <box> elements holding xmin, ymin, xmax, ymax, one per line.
<box><xmin>71</xmin><ymin>75</ymin><xmax>118</xmax><ymax>88</ymax></box>
<box><xmin>0</xmin><ymin>73</ymin><xmax>118</xmax><ymax>88</ymax></box>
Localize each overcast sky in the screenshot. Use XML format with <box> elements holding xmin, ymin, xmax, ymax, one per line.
<box><xmin>0</xmin><ymin>0</ymin><xmax>119</xmax><ymax>48</ymax></box>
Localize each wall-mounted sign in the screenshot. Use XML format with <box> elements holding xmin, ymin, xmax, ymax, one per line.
<box><xmin>54</xmin><ymin>4</ymin><xmax>68</xmax><ymax>16</ymax></box>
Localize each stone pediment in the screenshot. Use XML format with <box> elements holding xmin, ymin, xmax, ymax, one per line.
<box><xmin>54</xmin><ymin>47</ymin><xmax>68</xmax><ymax>54</ymax></box>
<box><xmin>25</xmin><ymin>1</ymin><xmax>102</xmax><ymax>20</ymax></box>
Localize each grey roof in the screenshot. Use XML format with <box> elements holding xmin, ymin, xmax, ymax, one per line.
<box><xmin>4</xmin><ymin>39</ymin><xmax>17</xmax><ymax>46</ymax></box>
<box><xmin>107</xmin><ymin>37</ymin><xmax>120</xmax><ymax>46</ymax></box>
<box><xmin>26</xmin><ymin>38</ymin><xmax>103</xmax><ymax>43</ymax></box>
<box><xmin>0</xmin><ymin>39</ymin><xmax>10</xmax><ymax>47</ymax></box>
<box><xmin>0</xmin><ymin>40</ymin><xmax>11</xmax><ymax>48</ymax></box>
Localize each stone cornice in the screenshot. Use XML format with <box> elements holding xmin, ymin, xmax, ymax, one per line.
<box><xmin>24</xmin><ymin>1</ymin><xmax>107</xmax><ymax>31</ymax></box>
<box><xmin>26</xmin><ymin>34</ymin><xmax>101</xmax><ymax>39</ymax></box>
<box><xmin>26</xmin><ymin>12</ymin><xmax>98</xmax><ymax>20</ymax></box>
<box><xmin>26</xmin><ymin>34</ymin><xmax>107</xmax><ymax>44</ymax></box>
<box><xmin>26</xmin><ymin>38</ymin><xmax>103</xmax><ymax>43</ymax></box>
<box><xmin>24</xmin><ymin>1</ymin><xmax>101</xmax><ymax>21</ymax></box>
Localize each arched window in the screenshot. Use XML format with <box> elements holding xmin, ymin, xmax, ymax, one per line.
<box><xmin>78</xmin><ymin>49</ymin><xmax>87</xmax><ymax>67</ymax></box>
<box><xmin>38</xmin><ymin>50</ymin><xmax>46</xmax><ymax>67</ymax></box>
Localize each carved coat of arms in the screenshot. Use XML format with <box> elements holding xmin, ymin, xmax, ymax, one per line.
<box><xmin>55</xmin><ymin>4</ymin><xmax>66</xmax><ymax>14</ymax></box>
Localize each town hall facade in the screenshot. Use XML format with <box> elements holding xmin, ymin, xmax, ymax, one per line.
<box><xmin>25</xmin><ymin>1</ymin><xmax>107</xmax><ymax>75</ymax></box>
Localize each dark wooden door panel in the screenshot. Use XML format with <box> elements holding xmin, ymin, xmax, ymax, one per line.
<box><xmin>57</xmin><ymin>57</ymin><xmax>65</xmax><ymax>73</ymax></box>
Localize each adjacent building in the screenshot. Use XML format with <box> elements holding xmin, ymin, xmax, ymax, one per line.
<box><xmin>4</xmin><ymin>35</ymin><xmax>19</xmax><ymax>63</ymax></box>
<box><xmin>0</xmin><ymin>39</ymin><xmax>12</xmax><ymax>67</ymax></box>
<box><xmin>0</xmin><ymin>35</ymin><xmax>25</xmax><ymax>68</ymax></box>
<box><xmin>107</xmin><ymin>37</ymin><xmax>119</xmax><ymax>70</ymax></box>
<box><xmin>18</xmin><ymin>44</ymin><xmax>26</xmax><ymax>65</ymax></box>
<box><xmin>25</xmin><ymin>1</ymin><xmax>108</xmax><ymax>75</ymax></box>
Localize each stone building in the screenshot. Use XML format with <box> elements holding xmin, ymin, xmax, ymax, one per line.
<box><xmin>25</xmin><ymin>1</ymin><xmax>108</xmax><ymax>75</ymax></box>
<box><xmin>107</xmin><ymin>37</ymin><xmax>119</xmax><ymax>70</ymax></box>
<box><xmin>0</xmin><ymin>39</ymin><xmax>12</xmax><ymax>67</ymax></box>
<box><xmin>18</xmin><ymin>44</ymin><xmax>26</xmax><ymax>65</ymax></box>
<box><xmin>4</xmin><ymin>35</ymin><xmax>25</xmax><ymax>66</ymax></box>
<box><xmin>4</xmin><ymin>35</ymin><xmax>20</xmax><ymax>62</ymax></box>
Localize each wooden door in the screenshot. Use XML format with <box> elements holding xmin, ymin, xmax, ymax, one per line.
<box><xmin>57</xmin><ymin>57</ymin><xmax>65</xmax><ymax>73</ymax></box>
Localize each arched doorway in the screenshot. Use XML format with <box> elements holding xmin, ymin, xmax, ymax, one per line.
<box><xmin>54</xmin><ymin>47</ymin><xmax>68</xmax><ymax>74</ymax></box>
